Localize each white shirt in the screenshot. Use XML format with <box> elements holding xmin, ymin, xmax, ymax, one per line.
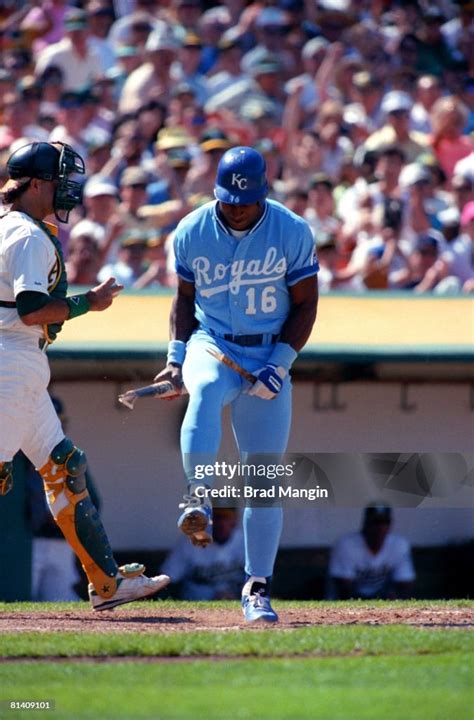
<box><xmin>161</xmin><ymin>528</ymin><xmax>244</xmax><ymax>600</ymax></box>
<box><xmin>0</xmin><ymin>212</ymin><xmax>57</xmax><ymax>339</ymax></box>
<box><xmin>441</xmin><ymin>234</ymin><xmax>473</xmax><ymax>284</ymax></box>
<box><xmin>35</xmin><ymin>38</ymin><xmax>101</xmax><ymax>91</ymax></box>
<box><xmin>329</xmin><ymin>531</ymin><xmax>415</xmax><ymax>599</ymax></box>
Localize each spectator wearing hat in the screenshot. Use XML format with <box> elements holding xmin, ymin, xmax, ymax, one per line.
<box><xmin>35</xmin><ymin>8</ymin><xmax>102</xmax><ymax>91</ymax></box>
<box><xmin>451</xmin><ymin>172</ymin><xmax>474</xmax><ymax>214</ymax></box>
<box><xmin>392</xmin><ymin>231</ymin><xmax>441</xmax><ymax>291</ymax></box>
<box><xmin>253</xmin><ymin>138</ymin><xmax>282</xmax><ymax>196</ymax></box>
<box><xmin>430</xmin><ymin>96</ymin><xmax>474</xmax><ymax>181</ymax></box>
<box><xmin>316</xmin><ymin>231</ymin><xmax>365</xmax><ymax>293</ymax></box>
<box><xmin>327</xmin><ymin>504</ymin><xmax>415</xmax><ymax>600</ymax></box>
<box><xmin>350</xmin><ymin>71</ymin><xmax>384</xmax><ymax>133</ymax></box>
<box><xmin>147</xmin><ymin>126</ymin><xmax>196</xmax><ymax>207</ymax></box>
<box><xmin>119</xmin><ymin>25</ymin><xmax>179</xmax><ymax>114</ymax></box>
<box><xmin>241</xmin><ymin>6</ymin><xmax>295</xmax><ymax>77</ymax></box>
<box><xmin>86</xmin><ymin>1</ymin><xmax>116</xmax><ymax>74</ymax></box>
<box><xmin>65</xmin><ymin>224</ymin><xmax>103</xmax><ymax>286</ymax></box>
<box><xmin>206</xmin><ymin>31</ymin><xmax>247</xmax><ymax>99</ymax></box>
<box><xmin>107</xmin><ymin>10</ymin><xmax>153</xmax><ymax>52</ymax></box>
<box><xmin>172</xmin><ymin>0</ymin><xmax>204</xmax><ymax>32</ymax></box>
<box><xmin>283</xmin><ymin>36</ymin><xmax>329</xmax><ymax>121</ymax></box>
<box><xmin>185</xmin><ymin>129</ymin><xmax>232</xmax><ymax>196</ymax></box>
<box><xmin>80</xmin><ymin>175</ymin><xmax>118</xmax><ymax>245</ymax></box>
<box><xmin>107</xmin><ymin>45</ymin><xmax>143</xmax><ymax>99</ymax></box>
<box><xmin>133</xmin><ymin>231</ymin><xmax>175</xmax><ymax>290</ymax></box>
<box><xmin>416</xmin><ymin>201</ymin><xmax>474</xmax><ymax>294</ymax></box>
<box><xmin>364</xmin><ymin>90</ymin><xmax>429</xmax><ymax>163</ymax></box>
<box><xmin>98</xmin><ymin>228</ymin><xmax>152</xmax><ymax>288</ymax></box>
<box><xmin>171</xmin><ymin>31</ymin><xmax>209</xmax><ymax>108</ymax></box>
<box><xmin>437</xmin><ymin>207</ymin><xmax>461</xmax><ymax>246</ymax></box>
<box><xmin>196</xmin><ymin>5</ymin><xmax>232</xmax><ymax>75</ymax></box>
<box><xmin>399</xmin><ymin>162</ymin><xmax>450</xmax><ymax>244</ymax></box>
<box><xmin>105</xmin><ymin>165</ymin><xmax>167</xmax><ymax>251</ymax></box>
<box><xmin>304</xmin><ymin>173</ymin><xmax>341</xmax><ymax>242</ymax></box>
<box><xmin>410</xmin><ymin>75</ymin><xmax>442</xmax><ymax>135</ymax></box>
<box><xmin>48</xmin><ymin>90</ymin><xmax>89</xmax><ymax>161</ymax></box>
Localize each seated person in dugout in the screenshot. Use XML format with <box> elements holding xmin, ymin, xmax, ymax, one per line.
<box><xmin>162</xmin><ymin>508</ymin><xmax>244</xmax><ymax>600</ymax></box>
<box><xmin>327</xmin><ymin>504</ymin><xmax>416</xmax><ymax>600</ymax></box>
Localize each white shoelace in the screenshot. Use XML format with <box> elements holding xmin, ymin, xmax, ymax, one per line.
<box><xmin>178</xmin><ymin>493</ymin><xmax>203</xmax><ymax>510</ymax></box>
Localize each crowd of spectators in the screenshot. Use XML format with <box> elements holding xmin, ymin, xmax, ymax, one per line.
<box><xmin>0</xmin><ymin>0</ymin><xmax>473</xmax><ymax>292</ymax></box>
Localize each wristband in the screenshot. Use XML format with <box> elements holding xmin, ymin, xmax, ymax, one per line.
<box><xmin>66</xmin><ymin>294</ymin><xmax>90</xmax><ymax>319</ymax></box>
<box><xmin>268</xmin><ymin>342</ymin><xmax>297</xmax><ymax>371</ymax></box>
<box><xmin>167</xmin><ymin>339</ymin><xmax>186</xmax><ymax>366</ymax></box>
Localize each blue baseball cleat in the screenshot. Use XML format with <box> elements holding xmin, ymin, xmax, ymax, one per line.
<box><xmin>242</xmin><ymin>579</ymin><xmax>278</xmax><ymax>623</ymax></box>
<box><xmin>178</xmin><ymin>490</ymin><xmax>213</xmax><ymax>547</ymax></box>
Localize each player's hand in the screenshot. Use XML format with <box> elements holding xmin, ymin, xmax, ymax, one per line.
<box><xmin>153</xmin><ymin>363</ymin><xmax>184</xmax><ymax>398</ymax></box>
<box><xmin>247</xmin><ymin>365</ymin><xmax>286</xmax><ymax>400</ymax></box>
<box><xmin>86</xmin><ymin>278</ymin><xmax>124</xmax><ymax>311</ymax></box>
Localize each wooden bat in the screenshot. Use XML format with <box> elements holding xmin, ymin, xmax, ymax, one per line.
<box><xmin>206</xmin><ymin>348</ymin><xmax>257</xmax><ymax>384</ymax></box>
<box><xmin>118</xmin><ymin>381</ymin><xmax>186</xmax><ymax>410</ymax></box>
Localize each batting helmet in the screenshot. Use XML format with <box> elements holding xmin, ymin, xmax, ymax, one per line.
<box><xmin>214</xmin><ymin>146</ymin><xmax>268</xmax><ymax>205</ymax></box>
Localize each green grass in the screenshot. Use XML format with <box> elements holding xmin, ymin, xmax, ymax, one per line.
<box><xmin>1</xmin><ymin>598</ymin><xmax>472</xmax><ymax>613</ymax></box>
<box><xmin>0</xmin><ymin>625</ymin><xmax>473</xmax><ymax>659</ymax></box>
<box><xmin>0</xmin><ymin>601</ymin><xmax>472</xmax><ymax>720</ymax></box>
<box><xmin>0</xmin><ymin>656</ymin><xmax>472</xmax><ymax>720</ymax></box>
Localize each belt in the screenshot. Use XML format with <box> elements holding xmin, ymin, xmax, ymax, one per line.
<box><xmin>222</xmin><ymin>333</ymin><xmax>280</xmax><ymax>347</ymax></box>
<box><xmin>0</xmin><ymin>300</ymin><xmax>16</xmax><ymax>308</ymax></box>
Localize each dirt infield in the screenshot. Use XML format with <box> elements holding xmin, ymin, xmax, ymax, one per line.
<box><xmin>1</xmin><ymin>604</ymin><xmax>473</xmax><ymax>634</ymax></box>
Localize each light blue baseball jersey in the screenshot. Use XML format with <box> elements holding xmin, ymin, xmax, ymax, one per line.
<box><xmin>174</xmin><ymin>199</ymin><xmax>319</xmax><ymax>337</ymax></box>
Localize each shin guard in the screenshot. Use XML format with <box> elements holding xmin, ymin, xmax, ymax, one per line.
<box><xmin>39</xmin><ymin>438</ymin><xmax>119</xmax><ymax>598</ymax></box>
<box><xmin>0</xmin><ymin>461</ymin><xmax>13</xmax><ymax>496</ymax></box>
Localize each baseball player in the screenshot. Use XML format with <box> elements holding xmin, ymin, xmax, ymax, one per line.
<box><xmin>0</xmin><ymin>141</ymin><xmax>169</xmax><ymax>610</ymax></box>
<box><xmin>155</xmin><ymin>146</ymin><xmax>319</xmax><ymax>622</ymax></box>
<box><xmin>328</xmin><ymin>504</ymin><xmax>416</xmax><ymax>600</ymax></box>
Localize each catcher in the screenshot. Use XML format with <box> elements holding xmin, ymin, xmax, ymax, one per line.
<box><xmin>0</xmin><ymin>141</ymin><xmax>170</xmax><ymax>609</ymax></box>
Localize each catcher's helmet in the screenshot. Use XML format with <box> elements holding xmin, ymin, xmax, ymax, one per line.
<box><xmin>7</xmin><ymin>142</ymin><xmax>61</xmax><ymax>182</ymax></box>
<box><xmin>4</xmin><ymin>141</ymin><xmax>85</xmax><ymax>223</ymax></box>
<box><xmin>214</xmin><ymin>146</ymin><xmax>268</xmax><ymax>205</ymax></box>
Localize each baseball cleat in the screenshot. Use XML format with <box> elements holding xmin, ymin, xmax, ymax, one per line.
<box><xmin>241</xmin><ymin>579</ymin><xmax>279</xmax><ymax>623</ymax></box>
<box><xmin>178</xmin><ymin>492</ymin><xmax>213</xmax><ymax>547</ymax></box>
<box><xmin>89</xmin><ymin>565</ymin><xmax>170</xmax><ymax>611</ymax></box>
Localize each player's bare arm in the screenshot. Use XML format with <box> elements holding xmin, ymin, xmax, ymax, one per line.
<box><xmin>18</xmin><ymin>278</ymin><xmax>123</xmax><ymax>326</ymax></box>
<box><xmin>279</xmin><ymin>275</ymin><xmax>319</xmax><ymax>352</ymax></box>
<box><xmin>153</xmin><ymin>277</ymin><xmax>197</xmax><ymax>389</ymax></box>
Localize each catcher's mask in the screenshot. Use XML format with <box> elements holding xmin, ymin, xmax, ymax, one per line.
<box><xmin>3</xmin><ymin>141</ymin><xmax>85</xmax><ymax>223</ymax></box>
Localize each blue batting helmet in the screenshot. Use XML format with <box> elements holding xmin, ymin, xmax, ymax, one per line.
<box><xmin>214</xmin><ymin>146</ymin><xmax>268</xmax><ymax>205</ymax></box>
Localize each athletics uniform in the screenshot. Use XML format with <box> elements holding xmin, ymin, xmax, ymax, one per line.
<box><xmin>0</xmin><ymin>212</ymin><xmax>65</xmax><ymax>466</ymax></box>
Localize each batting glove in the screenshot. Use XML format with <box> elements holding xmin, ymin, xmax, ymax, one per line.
<box><xmin>247</xmin><ymin>364</ymin><xmax>287</xmax><ymax>400</ymax></box>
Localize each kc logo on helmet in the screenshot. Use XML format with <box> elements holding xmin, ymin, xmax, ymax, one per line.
<box><xmin>231</xmin><ymin>173</ymin><xmax>248</xmax><ymax>189</ymax></box>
